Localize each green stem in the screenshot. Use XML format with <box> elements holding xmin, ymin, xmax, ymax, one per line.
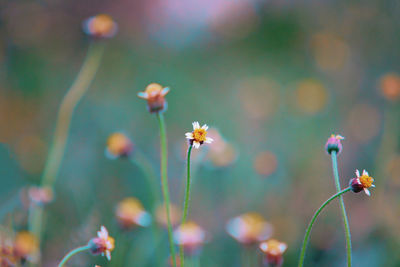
<box><xmin>331</xmin><ymin>151</ymin><xmax>352</xmax><ymax>267</ymax></box>
<box><xmin>28</xmin><ymin>42</ymin><xmax>105</xmax><ymax>248</ymax></box>
<box><xmin>156</xmin><ymin>113</ymin><xmax>177</xmax><ymax>267</ymax></box>
<box><xmin>298</xmin><ymin>187</ymin><xmax>351</xmax><ymax>267</ymax></box>
<box><xmin>179</xmin><ymin>145</ymin><xmax>193</xmax><ymax>267</ymax></box>
<box><xmin>58</xmin><ymin>245</ymin><xmax>90</xmax><ymax>267</ymax></box>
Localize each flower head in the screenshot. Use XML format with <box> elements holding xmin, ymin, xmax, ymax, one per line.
<box><xmin>28</xmin><ymin>186</ymin><xmax>54</xmax><ymax>206</ymax></box>
<box><xmin>115</xmin><ymin>198</ymin><xmax>151</xmax><ymax>229</ymax></box>
<box><xmin>226</xmin><ymin>212</ymin><xmax>273</xmax><ymax>245</ymax></box>
<box><xmin>185</xmin><ymin>122</ymin><xmax>213</xmax><ymax>149</ymax></box>
<box><xmin>173</xmin><ymin>222</ymin><xmax>207</xmax><ymax>255</ymax></box>
<box><xmin>83</xmin><ymin>14</ymin><xmax>118</xmax><ymax>39</ymax></box>
<box><xmin>155</xmin><ymin>203</ymin><xmax>181</xmax><ymax>228</ymax></box>
<box><xmin>350</xmin><ymin>169</ymin><xmax>375</xmax><ymax>196</ymax></box>
<box><xmin>13</xmin><ymin>231</ymin><xmax>39</xmax><ymax>260</ymax></box>
<box><xmin>325</xmin><ymin>134</ymin><xmax>344</xmax><ymax>155</ymax></box>
<box><xmin>105</xmin><ymin>133</ymin><xmax>134</xmax><ymax>159</ymax></box>
<box><xmin>138</xmin><ymin>83</ymin><xmax>170</xmax><ymax>113</ymax></box>
<box><xmin>88</xmin><ymin>226</ymin><xmax>115</xmax><ymax>260</ymax></box>
<box><xmin>259</xmin><ymin>239</ymin><xmax>287</xmax><ymax>267</ymax></box>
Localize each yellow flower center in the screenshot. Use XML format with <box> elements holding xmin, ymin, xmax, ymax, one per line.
<box><xmin>106</xmin><ymin>237</ymin><xmax>115</xmax><ymax>251</ymax></box>
<box><xmin>193</xmin><ymin>129</ymin><xmax>207</xmax><ymax>143</ymax></box>
<box><xmin>359</xmin><ymin>174</ymin><xmax>374</xmax><ymax>188</ymax></box>
<box><xmin>92</xmin><ymin>15</ymin><xmax>114</xmax><ymax>35</ymax></box>
<box><xmin>264</xmin><ymin>239</ymin><xmax>282</xmax><ymax>255</ymax></box>
<box><xmin>145</xmin><ymin>83</ymin><xmax>163</xmax><ymax>96</ymax></box>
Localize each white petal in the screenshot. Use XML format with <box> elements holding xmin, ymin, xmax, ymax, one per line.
<box><xmin>161</xmin><ymin>87</ymin><xmax>170</xmax><ymax>96</ymax></box>
<box><xmin>337</xmin><ymin>135</ymin><xmax>345</xmax><ymax>140</ymax></box>
<box><xmin>279</xmin><ymin>243</ymin><xmax>288</xmax><ymax>253</ymax></box>
<box><xmin>192</xmin><ymin>121</ymin><xmax>200</xmax><ymax>130</ymax></box>
<box><xmin>137</xmin><ymin>92</ymin><xmax>148</xmax><ymax>99</ymax></box>
<box><xmin>371</xmin><ymin>184</ymin><xmax>375</xmax><ymax>188</ymax></box>
<box><xmin>193</xmin><ymin>141</ymin><xmax>200</xmax><ymax>149</ymax></box>
<box><xmin>260</xmin><ymin>242</ymin><xmax>268</xmax><ymax>252</ymax></box>
<box><xmin>185</xmin><ymin>133</ymin><xmax>193</xmax><ymax>139</ymax></box>
<box><xmin>363</xmin><ymin>169</ymin><xmax>369</xmax><ymax>176</ymax></box>
<box><xmin>201</xmin><ymin>124</ymin><xmax>209</xmax><ymax>130</ymax></box>
<box><xmin>106</xmin><ymin>251</ymin><xmax>111</xmax><ymax>260</ymax></box>
<box><xmin>364</xmin><ymin>188</ymin><xmax>371</xmax><ymax>196</ymax></box>
<box><xmin>205</xmin><ymin>137</ymin><xmax>213</xmax><ymax>143</ymax></box>
<box><xmin>355</xmin><ymin>169</ymin><xmax>360</xmax><ymax>177</ymax></box>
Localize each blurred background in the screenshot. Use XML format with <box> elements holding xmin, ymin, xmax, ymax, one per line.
<box><xmin>1</xmin><ymin>0</ymin><xmax>400</xmax><ymax>266</ymax></box>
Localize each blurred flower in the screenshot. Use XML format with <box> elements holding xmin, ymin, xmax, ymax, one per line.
<box><xmin>185</xmin><ymin>122</ymin><xmax>213</xmax><ymax>149</ymax></box>
<box><xmin>350</xmin><ymin>169</ymin><xmax>375</xmax><ymax>196</ymax></box>
<box><xmin>13</xmin><ymin>231</ymin><xmax>38</xmax><ymax>261</ymax></box>
<box><xmin>311</xmin><ymin>32</ymin><xmax>350</xmax><ymax>71</ymax></box>
<box><xmin>83</xmin><ymin>14</ymin><xmax>118</xmax><ymax>39</ymax></box>
<box><xmin>379</xmin><ymin>73</ymin><xmax>400</xmax><ymax>101</ymax></box>
<box><xmin>137</xmin><ymin>83</ymin><xmax>170</xmax><ymax>113</ymax></box>
<box><xmin>346</xmin><ymin>103</ymin><xmax>380</xmax><ymax>143</ymax></box>
<box><xmin>173</xmin><ymin>222</ymin><xmax>207</xmax><ymax>255</ymax></box>
<box><xmin>325</xmin><ymin>134</ymin><xmax>344</xmax><ymax>155</ymax></box>
<box><xmin>0</xmin><ymin>238</ymin><xmax>17</xmax><ymax>266</ymax></box>
<box><xmin>259</xmin><ymin>239</ymin><xmax>287</xmax><ymax>267</ymax></box>
<box><xmin>28</xmin><ymin>186</ymin><xmax>53</xmax><ymax>205</ymax></box>
<box><xmin>88</xmin><ymin>226</ymin><xmax>115</xmax><ymax>261</ymax></box>
<box><xmin>254</xmin><ymin>151</ymin><xmax>278</xmax><ymax>177</ymax></box>
<box><xmin>237</xmin><ymin>77</ymin><xmax>280</xmax><ymax>120</ymax></box>
<box><xmin>293</xmin><ymin>79</ymin><xmax>328</xmax><ymax>114</ymax></box>
<box><xmin>206</xmin><ymin>128</ymin><xmax>238</xmax><ymax>168</ymax></box>
<box><xmin>156</xmin><ymin>203</ymin><xmax>181</xmax><ymax>228</ymax></box>
<box><xmin>226</xmin><ymin>213</ymin><xmax>273</xmax><ymax>245</ymax></box>
<box><xmin>115</xmin><ymin>198</ymin><xmax>151</xmax><ymax>229</ymax></box>
<box><xmin>105</xmin><ymin>133</ymin><xmax>134</xmax><ymax>159</ymax></box>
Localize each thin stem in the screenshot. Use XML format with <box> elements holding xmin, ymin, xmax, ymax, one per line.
<box><xmin>331</xmin><ymin>151</ymin><xmax>352</xmax><ymax>267</ymax></box>
<box><xmin>156</xmin><ymin>113</ymin><xmax>177</xmax><ymax>267</ymax></box>
<box><xmin>29</xmin><ymin>42</ymin><xmax>105</xmax><ymax>249</ymax></box>
<box><xmin>58</xmin><ymin>245</ymin><xmax>90</xmax><ymax>267</ymax></box>
<box><xmin>298</xmin><ymin>187</ymin><xmax>351</xmax><ymax>267</ymax></box>
<box><xmin>179</xmin><ymin>144</ymin><xmax>193</xmax><ymax>266</ymax></box>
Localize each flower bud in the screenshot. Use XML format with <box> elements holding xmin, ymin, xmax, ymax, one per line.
<box><xmin>259</xmin><ymin>239</ymin><xmax>287</xmax><ymax>267</ymax></box>
<box><xmin>325</xmin><ymin>134</ymin><xmax>344</xmax><ymax>155</ymax></box>
<box><xmin>82</xmin><ymin>14</ymin><xmax>118</xmax><ymax>39</ymax></box>
<box><xmin>106</xmin><ymin>133</ymin><xmax>133</xmax><ymax>159</ymax></box>
<box><xmin>137</xmin><ymin>83</ymin><xmax>170</xmax><ymax>113</ymax></box>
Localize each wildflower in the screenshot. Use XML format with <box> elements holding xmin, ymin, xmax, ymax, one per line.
<box><xmin>379</xmin><ymin>73</ymin><xmax>400</xmax><ymax>101</ymax></box>
<box><xmin>173</xmin><ymin>222</ymin><xmax>206</xmax><ymax>255</ymax></box>
<box><xmin>88</xmin><ymin>226</ymin><xmax>115</xmax><ymax>260</ymax></box>
<box><xmin>115</xmin><ymin>198</ymin><xmax>151</xmax><ymax>229</ymax></box>
<box><xmin>155</xmin><ymin>203</ymin><xmax>181</xmax><ymax>228</ymax></box>
<box><xmin>13</xmin><ymin>231</ymin><xmax>39</xmax><ymax>260</ymax></box>
<box><xmin>259</xmin><ymin>239</ymin><xmax>287</xmax><ymax>267</ymax></box>
<box><xmin>137</xmin><ymin>83</ymin><xmax>170</xmax><ymax>113</ymax></box>
<box><xmin>226</xmin><ymin>212</ymin><xmax>273</xmax><ymax>245</ymax></box>
<box><xmin>82</xmin><ymin>14</ymin><xmax>118</xmax><ymax>39</ymax></box>
<box><xmin>350</xmin><ymin>169</ymin><xmax>375</xmax><ymax>196</ymax></box>
<box><xmin>325</xmin><ymin>134</ymin><xmax>344</xmax><ymax>155</ymax></box>
<box><xmin>185</xmin><ymin>122</ymin><xmax>213</xmax><ymax>149</ymax></box>
<box><xmin>28</xmin><ymin>186</ymin><xmax>54</xmax><ymax>205</ymax></box>
<box><xmin>105</xmin><ymin>133</ymin><xmax>134</xmax><ymax>159</ymax></box>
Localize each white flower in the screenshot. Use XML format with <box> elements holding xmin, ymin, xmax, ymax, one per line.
<box><xmin>185</xmin><ymin>121</ymin><xmax>213</xmax><ymax>149</ymax></box>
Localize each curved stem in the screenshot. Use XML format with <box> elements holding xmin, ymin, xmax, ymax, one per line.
<box><xmin>298</xmin><ymin>187</ymin><xmax>351</xmax><ymax>267</ymax></box>
<box><xmin>331</xmin><ymin>151</ymin><xmax>352</xmax><ymax>267</ymax></box>
<box><xmin>28</xmin><ymin>42</ymin><xmax>105</xmax><ymax>247</ymax></box>
<box><xmin>58</xmin><ymin>245</ymin><xmax>90</xmax><ymax>267</ymax></box>
<box><xmin>179</xmin><ymin>144</ymin><xmax>193</xmax><ymax>267</ymax></box>
<box><xmin>156</xmin><ymin>113</ymin><xmax>177</xmax><ymax>267</ymax></box>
